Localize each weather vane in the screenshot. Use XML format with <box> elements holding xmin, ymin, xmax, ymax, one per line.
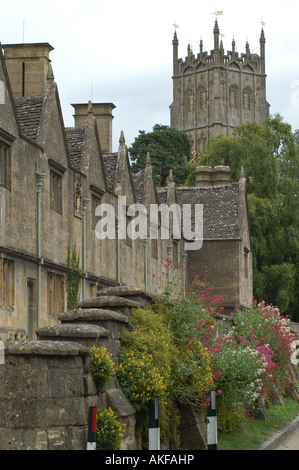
<box><xmin>211</xmin><ymin>10</ymin><xmax>224</xmax><ymax>18</ymax></box>
<box><xmin>172</xmin><ymin>22</ymin><xmax>179</xmax><ymax>32</ymax></box>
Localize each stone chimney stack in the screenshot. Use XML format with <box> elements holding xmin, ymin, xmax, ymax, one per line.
<box><xmin>195</xmin><ymin>166</ymin><xmax>213</xmax><ymax>187</ymax></box>
<box><xmin>2</xmin><ymin>43</ymin><xmax>54</xmax><ymax>98</ymax></box>
<box><xmin>71</xmin><ymin>102</ymin><xmax>115</xmax><ymax>154</ymax></box>
<box><xmin>195</xmin><ymin>165</ymin><xmax>231</xmax><ymax>187</ymax></box>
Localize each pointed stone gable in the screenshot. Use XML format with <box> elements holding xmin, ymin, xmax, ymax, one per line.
<box><xmin>0</xmin><ymin>46</ymin><xmax>20</xmax><ymax>137</ymax></box>
<box><xmin>81</xmin><ymin>101</ymin><xmax>107</xmax><ymax>193</ymax></box>
<box><xmin>114</xmin><ymin>131</ymin><xmax>135</xmax><ymax>205</ymax></box>
<box><xmin>37</xmin><ymin>76</ymin><xmax>70</xmax><ymax>170</ymax></box>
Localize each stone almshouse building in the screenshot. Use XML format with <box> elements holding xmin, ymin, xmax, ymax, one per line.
<box><xmin>0</xmin><ymin>40</ymin><xmax>252</xmax><ymax>341</ymax></box>
<box><xmin>170</xmin><ymin>20</ymin><xmax>270</xmax><ymax>154</ymax></box>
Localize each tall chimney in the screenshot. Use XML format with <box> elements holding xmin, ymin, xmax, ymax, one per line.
<box><xmin>195</xmin><ymin>166</ymin><xmax>213</xmax><ymax>187</ymax></box>
<box><xmin>2</xmin><ymin>43</ymin><xmax>54</xmax><ymax>98</ymax></box>
<box><xmin>71</xmin><ymin>102</ymin><xmax>115</xmax><ymax>154</ymax></box>
<box><xmin>195</xmin><ymin>165</ymin><xmax>231</xmax><ymax>187</ymax></box>
<box><xmin>212</xmin><ymin>166</ymin><xmax>232</xmax><ymax>185</ymax></box>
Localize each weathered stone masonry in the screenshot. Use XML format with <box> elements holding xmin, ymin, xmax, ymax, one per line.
<box><xmin>0</xmin><ymin>287</ymin><xmax>152</xmax><ymax>450</ymax></box>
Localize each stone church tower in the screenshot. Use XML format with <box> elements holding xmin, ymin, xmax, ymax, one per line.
<box><xmin>170</xmin><ymin>20</ymin><xmax>270</xmax><ymax>155</ymax></box>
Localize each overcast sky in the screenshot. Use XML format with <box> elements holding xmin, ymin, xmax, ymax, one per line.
<box><xmin>1</xmin><ymin>0</ymin><xmax>299</xmax><ymax>152</ymax></box>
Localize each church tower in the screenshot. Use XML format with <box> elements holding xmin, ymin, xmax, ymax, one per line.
<box><xmin>170</xmin><ymin>20</ymin><xmax>270</xmax><ymax>155</ymax></box>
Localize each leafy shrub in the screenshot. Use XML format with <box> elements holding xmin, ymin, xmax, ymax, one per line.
<box><xmin>89</xmin><ymin>346</ymin><xmax>115</xmax><ymax>391</ymax></box>
<box><xmin>96</xmin><ymin>407</ymin><xmax>125</xmax><ymax>450</ymax></box>
<box><xmin>116</xmin><ymin>307</ymin><xmax>178</xmax><ymax>446</ymax></box>
<box><xmin>216</xmin><ymin>397</ymin><xmax>246</xmax><ymax>434</ymax></box>
<box><xmin>231</xmin><ymin>301</ymin><xmax>297</xmax><ymax>399</ymax></box>
<box><xmin>172</xmin><ymin>336</ymin><xmax>214</xmax><ymax>412</ymax></box>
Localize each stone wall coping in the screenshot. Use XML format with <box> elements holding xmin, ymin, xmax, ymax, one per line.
<box><xmin>78</xmin><ymin>296</ymin><xmax>143</xmax><ymax>309</ymax></box>
<box><xmin>58</xmin><ymin>308</ymin><xmax>128</xmax><ymax>324</ymax></box>
<box><xmin>3</xmin><ymin>339</ymin><xmax>89</xmax><ymax>356</ymax></box>
<box><xmin>97</xmin><ymin>286</ymin><xmax>155</xmax><ymax>301</ymax></box>
<box><xmin>36</xmin><ymin>323</ymin><xmax>111</xmax><ymax>338</ymax></box>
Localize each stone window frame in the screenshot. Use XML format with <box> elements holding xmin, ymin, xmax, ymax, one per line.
<box><xmin>90</xmin><ymin>185</ymin><xmax>105</xmax><ymax>231</ymax></box>
<box><xmin>0</xmin><ymin>257</ymin><xmax>15</xmax><ymax>308</ymax></box>
<box><xmin>48</xmin><ymin>160</ymin><xmax>66</xmax><ymax>215</ymax></box>
<box><xmin>0</xmin><ymin>128</ymin><xmax>14</xmax><ymax>191</ymax></box>
<box><xmin>47</xmin><ymin>271</ymin><xmax>65</xmax><ymax>317</ymax></box>
<box><xmin>228</xmin><ymin>84</ymin><xmax>239</xmax><ymax>109</ymax></box>
<box><xmin>198</xmin><ymin>85</ymin><xmax>208</xmax><ymax>112</ymax></box>
<box><xmin>242</xmin><ymin>86</ymin><xmax>253</xmax><ymax>112</ymax></box>
<box><xmin>185</xmin><ymin>88</ymin><xmax>195</xmax><ymax>122</ymax></box>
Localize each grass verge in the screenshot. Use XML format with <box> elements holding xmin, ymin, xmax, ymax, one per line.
<box><xmin>218</xmin><ymin>398</ymin><xmax>299</xmax><ymax>450</ymax></box>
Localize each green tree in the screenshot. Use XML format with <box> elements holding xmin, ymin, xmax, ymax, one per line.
<box><xmin>200</xmin><ymin>115</ymin><xmax>299</xmax><ymax>318</ymax></box>
<box><xmin>128</xmin><ymin>124</ymin><xmax>191</xmax><ymax>186</ymax></box>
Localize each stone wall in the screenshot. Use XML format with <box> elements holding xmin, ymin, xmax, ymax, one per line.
<box><xmin>0</xmin><ymin>286</ymin><xmax>209</xmax><ymax>451</ymax></box>
<box><xmin>0</xmin><ymin>287</ymin><xmax>143</xmax><ymax>450</ymax></box>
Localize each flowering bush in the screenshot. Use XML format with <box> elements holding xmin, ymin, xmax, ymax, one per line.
<box><xmin>209</xmin><ymin>336</ymin><xmax>268</xmax><ymax>412</ymax></box>
<box><xmin>116</xmin><ymin>307</ymin><xmax>177</xmax><ymax>446</ymax></box>
<box><xmin>231</xmin><ymin>301</ymin><xmax>297</xmax><ymax>399</ymax></box>
<box><xmin>96</xmin><ymin>407</ymin><xmax>125</xmax><ymax>450</ymax></box>
<box><xmin>117</xmin><ymin>309</ymin><xmax>173</xmax><ymax>413</ymax></box>
<box><xmin>118</xmin><ymin>260</ymin><xmax>298</xmax><ymax>442</ymax></box>
<box><xmin>89</xmin><ymin>346</ymin><xmax>115</xmax><ymax>391</ymax></box>
<box><xmin>172</xmin><ymin>336</ymin><xmax>214</xmax><ymax>412</ymax></box>
<box><xmin>117</xmin><ymin>349</ymin><xmax>171</xmax><ymax>411</ymax></box>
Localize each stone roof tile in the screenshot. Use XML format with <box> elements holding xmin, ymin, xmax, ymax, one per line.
<box><xmin>65</xmin><ymin>127</ymin><xmax>85</xmax><ymax>171</ymax></box>
<box><xmin>14</xmin><ymin>94</ymin><xmax>44</xmax><ymax>141</ymax></box>
<box><xmin>103</xmin><ymin>153</ymin><xmax>118</xmax><ymax>191</ymax></box>
<box><xmin>176</xmin><ymin>184</ymin><xmax>240</xmax><ymax>240</ymax></box>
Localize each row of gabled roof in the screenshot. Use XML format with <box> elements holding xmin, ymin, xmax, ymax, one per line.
<box><xmin>11</xmin><ymin>76</ymin><xmax>243</xmax><ymax>242</ymax></box>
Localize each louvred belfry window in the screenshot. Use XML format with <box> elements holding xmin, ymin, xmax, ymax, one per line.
<box><xmin>229</xmin><ymin>85</ymin><xmax>238</xmax><ymax>109</ymax></box>
<box><xmin>186</xmin><ymin>89</ymin><xmax>195</xmax><ymax>121</ymax></box>
<box><xmin>243</xmin><ymin>87</ymin><xmax>252</xmax><ymax>111</ymax></box>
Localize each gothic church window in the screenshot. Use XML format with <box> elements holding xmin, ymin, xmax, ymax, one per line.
<box><xmin>185</xmin><ymin>89</ymin><xmax>195</xmax><ymax>122</ymax></box>
<box><xmin>243</xmin><ymin>87</ymin><xmax>253</xmax><ymax>111</ymax></box>
<box><xmin>198</xmin><ymin>86</ymin><xmax>207</xmax><ymax>111</ymax></box>
<box><xmin>229</xmin><ymin>85</ymin><xmax>239</xmax><ymax>109</ymax></box>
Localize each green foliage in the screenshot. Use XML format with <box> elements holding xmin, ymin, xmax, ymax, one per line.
<box><xmin>128</xmin><ymin>124</ymin><xmax>191</xmax><ymax>186</ymax></box>
<box><xmin>216</xmin><ymin>397</ymin><xmax>245</xmax><ymax>434</ymax></box>
<box><xmin>117</xmin><ymin>265</ymin><xmax>298</xmax><ymax>445</ymax></box>
<box><xmin>116</xmin><ymin>310</ymin><xmax>174</xmax><ymax>409</ymax></box>
<box><xmin>171</xmin><ymin>336</ymin><xmax>213</xmax><ymax>413</ymax></box>
<box><xmin>200</xmin><ymin>114</ymin><xmax>299</xmax><ymax>318</ymax></box>
<box><xmin>89</xmin><ymin>346</ymin><xmax>115</xmax><ymax>392</ymax></box>
<box><xmin>66</xmin><ymin>246</ymin><xmax>82</xmax><ymax>310</ymax></box>
<box><xmin>96</xmin><ymin>407</ymin><xmax>125</xmax><ymax>450</ymax></box>
<box><xmin>231</xmin><ymin>301</ymin><xmax>297</xmax><ymax>396</ymax></box>
<box><xmin>116</xmin><ymin>307</ymin><xmax>178</xmax><ymax>446</ymax></box>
